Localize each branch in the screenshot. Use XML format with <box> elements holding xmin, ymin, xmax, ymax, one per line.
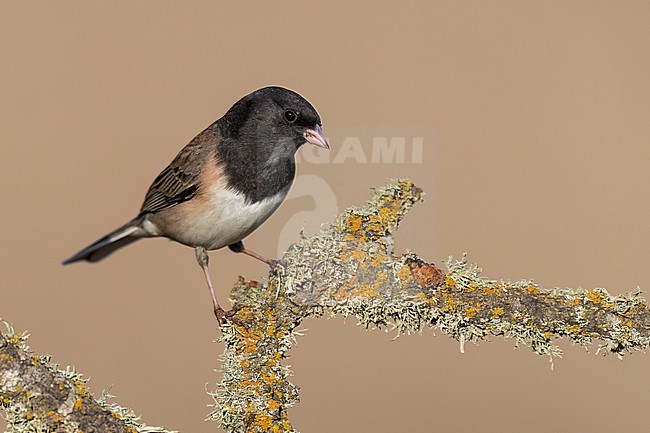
<box><xmin>0</xmin><ymin>322</ymin><xmax>175</xmax><ymax>433</ymax></box>
<box><xmin>1</xmin><ymin>180</ymin><xmax>648</xmax><ymax>433</ymax></box>
<box><xmin>208</xmin><ymin>179</ymin><xmax>649</xmax><ymax>433</ymax></box>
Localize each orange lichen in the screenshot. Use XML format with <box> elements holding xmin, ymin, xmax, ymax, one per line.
<box><xmin>344</xmin><ymin>214</ymin><xmax>363</xmax><ymax>233</ymax></box>
<box><xmin>73</xmin><ymin>380</ymin><xmax>89</xmax><ymax>397</ymax></box>
<box><xmin>413</xmin><ymin>291</ymin><xmax>436</xmax><ymax>306</ymax></box>
<box><xmin>73</xmin><ymin>398</ymin><xmax>83</xmax><ymax>411</ymax></box>
<box><xmin>567</xmin><ymin>325</ymin><xmax>582</xmax><ymax>334</ymax></box>
<box><xmin>396</xmin><ymin>264</ymin><xmax>414</xmax><ymax>284</ymax></box>
<box><xmin>43</xmin><ymin>410</ymin><xmax>65</xmax><ymax>423</ymax></box>
<box><xmin>370</xmin><ymin>251</ymin><xmax>389</xmax><ymax>267</ymax></box>
<box><xmin>585</xmin><ymin>291</ymin><xmax>602</xmax><ymax>304</ymax></box>
<box><xmin>251</xmin><ymin>413</ymin><xmax>274</xmax><ymax>431</ymax></box>
<box><xmin>349</xmin><ymin>249</ymin><xmax>368</xmax><ymax>262</ymax></box>
<box><xmin>236</xmin><ymin>326</ymin><xmax>265</xmax><ymax>355</ymax></box>
<box><xmin>332</xmin><ymin>286</ymin><xmax>349</xmax><ymax>301</ymax></box>
<box><xmin>526</xmin><ymin>285</ymin><xmax>539</xmax><ymax>294</ymax></box>
<box><xmin>365</xmin><ymin>214</ymin><xmax>385</xmax><ymax>232</ymax></box>
<box><xmin>261</xmin><ymin>370</ymin><xmax>278</xmax><ymax>384</ymax></box>
<box><xmin>565</xmin><ymin>298</ymin><xmax>580</xmax><ymax>306</ymax></box>
<box><xmin>445</xmin><ymin>296</ymin><xmax>457</xmax><ymax>312</ymax></box>
<box><xmin>445</xmin><ymin>276</ymin><xmax>457</xmax><ymax>288</ymax></box>
<box><xmin>348</xmin><ymin>283</ymin><xmax>380</xmax><ymax>299</ymax></box>
<box><xmin>466</xmin><ymin>306</ymin><xmax>479</xmax><ymax>318</ymax></box>
<box><xmin>268</xmin><ymin>399</ymin><xmax>281</xmax><ymax>411</ymax></box>
<box><xmin>374</xmin><ymin>270</ymin><xmax>388</xmax><ymax>287</ymax></box>
<box><xmin>482</xmin><ymin>285</ymin><xmax>499</xmax><ymax>295</ymax></box>
<box><xmin>378</xmin><ymin>206</ymin><xmax>398</xmax><ymax>223</ymax></box>
<box><xmin>491</xmin><ymin>307</ymin><xmax>504</xmax><ymax>318</ymax></box>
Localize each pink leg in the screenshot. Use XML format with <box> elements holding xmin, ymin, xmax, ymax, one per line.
<box><xmin>201</xmin><ymin>264</ymin><xmax>228</xmax><ymax>324</ymax></box>
<box><xmin>228</xmin><ymin>241</ymin><xmax>276</xmax><ymax>266</ymax></box>
<box><xmin>239</xmin><ymin>247</ymin><xmax>275</xmax><ymax>266</ymax></box>
<box><xmin>195</xmin><ymin>246</ymin><xmax>228</xmax><ymax>324</ymax></box>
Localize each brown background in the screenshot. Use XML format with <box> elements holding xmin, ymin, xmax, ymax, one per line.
<box><xmin>1</xmin><ymin>1</ymin><xmax>649</xmax><ymax>432</ymax></box>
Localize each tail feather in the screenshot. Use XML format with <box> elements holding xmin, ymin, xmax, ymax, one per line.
<box><xmin>63</xmin><ymin>218</ymin><xmax>144</xmax><ymax>265</ymax></box>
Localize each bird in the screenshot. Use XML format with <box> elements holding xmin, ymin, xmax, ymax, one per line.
<box><xmin>63</xmin><ymin>86</ymin><xmax>329</xmax><ymax>323</ymax></box>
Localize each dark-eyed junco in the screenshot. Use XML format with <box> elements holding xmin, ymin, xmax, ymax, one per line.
<box><xmin>63</xmin><ymin>86</ymin><xmax>329</xmax><ymax>322</ymax></box>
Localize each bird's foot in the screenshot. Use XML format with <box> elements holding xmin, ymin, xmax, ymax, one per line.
<box><xmin>269</xmin><ymin>258</ymin><xmax>287</xmax><ymax>273</ymax></box>
<box><xmin>213</xmin><ymin>304</ymin><xmax>244</xmax><ymax>326</ymax></box>
<box><xmin>213</xmin><ymin>305</ymin><xmax>228</xmax><ymax>325</ymax></box>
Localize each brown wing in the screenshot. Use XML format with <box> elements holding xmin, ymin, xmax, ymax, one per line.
<box><xmin>139</xmin><ymin>125</ymin><xmax>218</xmax><ymax>215</ymax></box>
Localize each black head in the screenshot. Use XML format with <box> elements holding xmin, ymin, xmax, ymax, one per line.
<box><xmin>220</xmin><ymin>86</ymin><xmax>328</xmax><ymax>151</ymax></box>
<box><xmin>215</xmin><ymin>87</ymin><xmax>328</xmax><ymax>202</ymax></box>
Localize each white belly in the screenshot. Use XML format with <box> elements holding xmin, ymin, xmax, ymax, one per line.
<box><xmin>147</xmin><ymin>182</ymin><xmax>291</xmax><ymax>250</ymax></box>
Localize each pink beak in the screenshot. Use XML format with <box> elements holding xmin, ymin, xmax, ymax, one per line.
<box><xmin>303</xmin><ymin>124</ymin><xmax>330</xmax><ymax>149</ymax></box>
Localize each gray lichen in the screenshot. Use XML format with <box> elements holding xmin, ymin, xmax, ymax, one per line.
<box><xmin>0</xmin><ymin>319</ymin><xmax>176</xmax><ymax>433</ymax></box>
<box><xmin>208</xmin><ymin>179</ymin><xmax>649</xmax><ymax>433</ymax></box>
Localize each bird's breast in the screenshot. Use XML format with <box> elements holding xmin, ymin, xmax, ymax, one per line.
<box><xmin>149</xmin><ymin>178</ymin><xmax>290</xmax><ymax>250</ymax></box>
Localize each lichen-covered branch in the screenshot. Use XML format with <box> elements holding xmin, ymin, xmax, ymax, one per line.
<box><xmin>0</xmin><ymin>322</ymin><xmax>175</xmax><ymax>433</ymax></box>
<box><xmin>1</xmin><ymin>179</ymin><xmax>648</xmax><ymax>433</ymax></box>
<box><xmin>209</xmin><ymin>179</ymin><xmax>649</xmax><ymax>433</ymax></box>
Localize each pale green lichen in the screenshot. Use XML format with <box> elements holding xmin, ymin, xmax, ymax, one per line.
<box><xmin>209</xmin><ymin>179</ymin><xmax>649</xmax><ymax>433</ymax></box>
<box><xmin>98</xmin><ymin>391</ymin><xmax>176</xmax><ymax>433</ymax></box>
<box><xmin>0</xmin><ymin>317</ymin><xmax>175</xmax><ymax>433</ymax></box>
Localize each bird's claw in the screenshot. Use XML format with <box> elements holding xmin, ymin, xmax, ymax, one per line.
<box><xmin>269</xmin><ymin>258</ymin><xmax>287</xmax><ymax>273</ymax></box>
<box><xmin>214</xmin><ymin>304</ymin><xmax>244</xmax><ymax>326</ymax></box>
<box><xmin>213</xmin><ymin>306</ymin><xmax>228</xmax><ymax>326</ymax></box>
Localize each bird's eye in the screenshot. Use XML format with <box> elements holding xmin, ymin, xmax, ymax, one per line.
<box><xmin>284</xmin><ymin>110</ymin><xmax>297</xmax><ymax>122</ymax></box>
